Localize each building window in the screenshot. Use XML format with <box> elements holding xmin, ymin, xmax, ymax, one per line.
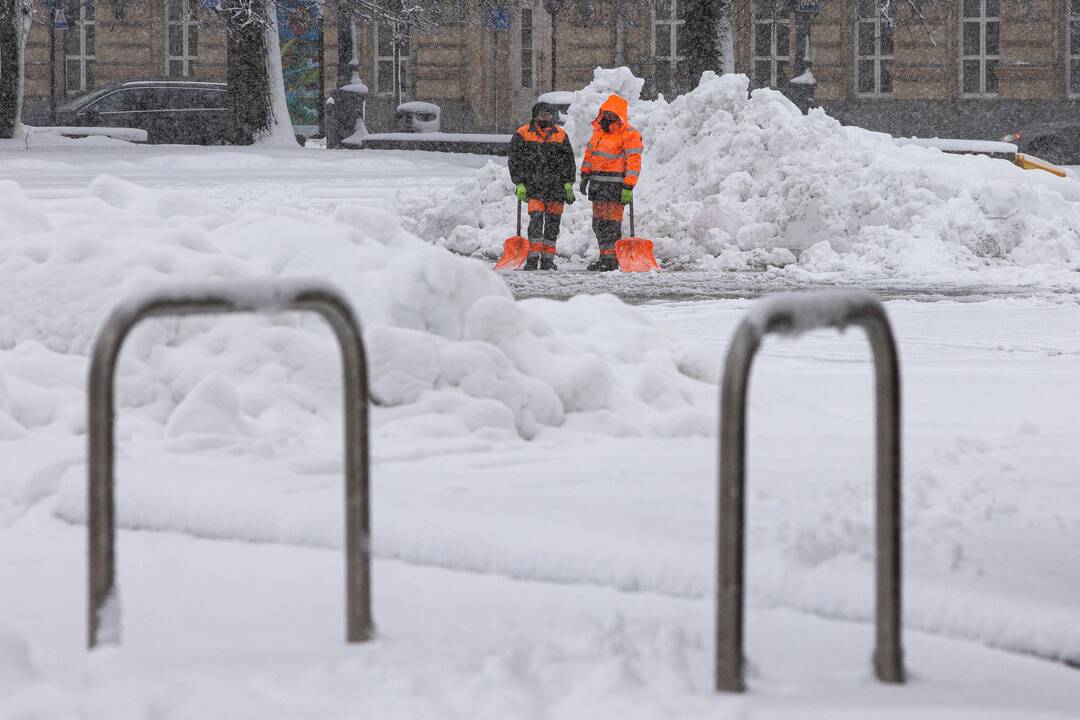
<box><xmin>374</xmin><ymin>23</ymin><xmax>410</xmax><ymax>99</ymax></box>
<box><xmin>653</xmin><ymin>0</ymin><xmax>688</xmax><ymax>97</ymax></box>
<box><xmin>752</xmin><ymin>0</ymin><xmax>792</xmax><ymax>89</ymax></box>
<box><xmin>167</xmin><ymin>0</ymin><xmax>199</xmax><ymax>77</ymax></box>
<box><xmin>1070</xmin><ymin>0</ymin><xmax>1080</xmax><ymax>96</ymax></box>
<box><xmin>64</xmin><ymin>0</ymin><xmax>95</xmax><ymax>94</ymax></box>
<box><xmin>521</xmin><ymin>8</ymin><xmax>533</xmax><ymax>87</ymax></box>
<box><xmin>856</xmin><ymin>0</ymin><xmax>893</xmax><ymax>95</ymax></box>
<box><xmin>961</xmin><ymin>0</ymin><xmax>1000</xmax><ymax>96</ymax></box>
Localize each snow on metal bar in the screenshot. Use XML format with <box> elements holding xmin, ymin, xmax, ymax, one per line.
<box><xmin>743</xmin><ymin>289</ymin><xmax>885</xmax><ymax>338</ymax></box>
<box><xmin>716</xmin><ymin>289</ymin><xmax>904</xmax><ymax>692</ymax></box>
<box><xmin>86</xmin><ymin>280</ymin><xmax>373</xmax><ymax>648</ymax></box>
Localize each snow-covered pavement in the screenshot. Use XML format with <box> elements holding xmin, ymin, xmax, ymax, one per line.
<box><xmin>3</xmin><ymin>506</ymin><xmax>1079</xmax><ymax>719</ymax></box>
<box><xmin>0</xmin><ymin>139</ymin><xmax>486</xmax><ymax>214</ymax></box>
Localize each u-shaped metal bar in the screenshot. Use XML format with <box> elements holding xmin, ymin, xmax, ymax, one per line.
<box><xmin>87</xmin><ymin>280</ymin><xmax>373</xmax><ymax>648</ymax></box>
<box><xmin>716</xmin><ymin>290</ymin><xmax>904</xmax><ymax>692</ymax></box>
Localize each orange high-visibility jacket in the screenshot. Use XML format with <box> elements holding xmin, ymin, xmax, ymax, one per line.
<box><xmin>580</xmin><ymin>94</ymin><xmax>643</xmax><ymax>193</ymax></box>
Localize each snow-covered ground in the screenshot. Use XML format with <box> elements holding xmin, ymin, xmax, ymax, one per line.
<box><xmin>2</xmin><ymin>111</ymin><xmax>1079</xmax><ymax>716</ymax></box>
<box><xmin>3</xmin><ymin>295</ymin><xmax>1079</xmax><ymax>717</ymax></box>
<box><xmin>0</xmin><ymin>134</ymin><xmax>486</xmax><ymax>214</ymax></box>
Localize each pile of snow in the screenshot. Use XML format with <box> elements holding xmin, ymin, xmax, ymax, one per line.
<box><xmin>0</xmin><ymin>624</ymin><xmax>39</xmax><ymax>697</ymax></box>
<box><xmin>24</xmin><ymin>125</ymin><xmax>149</xmax><ymax>143</ymax></box>
<box><xmin>403</xmin><ymin>69</ymin><xmax>1080</xmax><ymax>281</ymax></box>
<box><xmin>0</xmin><ymin>175</ymin><xmax>714</xmax><ymax>451</ymax></box>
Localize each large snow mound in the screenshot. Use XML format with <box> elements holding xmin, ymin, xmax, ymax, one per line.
<box><xmin>404</xmin><ymin>69</ymin><xmax>1080</xmax><ymax>280</ymax></box>
<box><xmin>0</xmin><ymin>176</ymin><xmax>714</xmax><ymax>449</ymax></box>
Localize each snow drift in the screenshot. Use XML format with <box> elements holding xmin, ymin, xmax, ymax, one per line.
<box><xmin>404</xmin><ymin>69</ymin><xmax>1080</xmax><ymax>281</ymax></box>
<box><xmin>0</xmin><ymin>175</ymin><xmax>713</xmax><ymax>449</ymax></box>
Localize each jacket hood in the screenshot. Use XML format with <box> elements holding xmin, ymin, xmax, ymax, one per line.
<box><xmin>532</xmin><ymin>101</ymin><xmax>555</xmax><ymax>118</ymax></box>
<box><xmin>594</xmin><ymin>94</ymin><xmax>629</xmax><ymax>127</ymax></box>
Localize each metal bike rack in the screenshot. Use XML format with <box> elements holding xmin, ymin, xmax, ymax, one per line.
<box><xmin>87</xmin><ymin>280</ymin><xmax>373</xmax><ymax>648</ymax></box>
<box><xmin>716</xmin><ymin>289</ymin><xmax>904</xmax><ymax>691</ymax></box>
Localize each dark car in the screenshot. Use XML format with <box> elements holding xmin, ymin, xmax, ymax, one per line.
<box><xmin>998</xmin><ymin>120</ymin><xmax>1080</xmax><ymax>166</ymax></box>
<box><xmin>57</xmin><ymin>80</ymin><xmax>230</xmax><ymax>145</ymax></box>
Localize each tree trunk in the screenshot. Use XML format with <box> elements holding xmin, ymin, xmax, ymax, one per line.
<box><xmin>719</xmin><ymin>1</ymin><xmax>734</xmax><ymax>74</ymax></box>
<box><xmin>0</xmin><ymin>0</ymin><xmax>23</xmax><ymax>139</ymax></box>
<box><xmin>683</xmin><ymin>0</ymin><xmax>729</xmax><ymax>89</ymax></box>
<box><xmin>225</xmin><ymin>0</ymin><xmax>273</xmax><ymax>144</ymax></box>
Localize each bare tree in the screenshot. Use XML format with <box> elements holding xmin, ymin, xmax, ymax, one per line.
<box><xmin>0</xmin><ymin>0</ymin><xmax>31</xmax><ymax>138</ymax></box>
<box><xmin>682</xmin><ymin>0</ymin><xmax>729</xmax><ymax>89</ymax></box>
<box><xmin>222</xmin><ymin>0</ymin><xmax>276</xmax><ymax>142</ymax></box>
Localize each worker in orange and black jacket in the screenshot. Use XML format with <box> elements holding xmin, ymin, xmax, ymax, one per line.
<box><xmin>579</xmin><ymin>94</ymin><xmax>643</xmax><ymax>271</ymax></box>
<box><xmin>508</xmin><ymin>102</ymin><xmax>577</xmax><ymax>270</ymax></box>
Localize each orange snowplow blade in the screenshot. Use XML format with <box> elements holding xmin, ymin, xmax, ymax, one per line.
<box><xmin>494</xmin><ymin>235</ymin><xmax>530</xmax><ymax>271</ymax></box>
<box><xmin>615</xmin><ymin>237</ymin><xmax>660</xmax><ymax>272</ymax></box>
<box><xmin>1013</xmin><ymin>153</ymin><xmax>1068</xmax><ymax>178</ymax></box>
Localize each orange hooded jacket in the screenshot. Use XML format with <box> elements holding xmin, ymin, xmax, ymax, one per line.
<box><xmin>580</xmin><ymin>94</ymin><xmax>643</xmax><ymax>193</ymax></box>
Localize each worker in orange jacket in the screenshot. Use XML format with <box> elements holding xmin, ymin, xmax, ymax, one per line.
<box><xmin>578</xmin><ymin>94</ymin><xmax>643</xmax><ymax>271</ymax></box>
<box><xmin>508</xmin><ymin>102</ymin><xmax>577</xmax><ymax>270</ymax></box>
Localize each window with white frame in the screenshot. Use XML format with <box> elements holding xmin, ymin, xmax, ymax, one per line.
<box><xmin>856</xmin><ymin>0</ymin><xmax>893</xmax><ymax>95</ymax></box>
<box><xmin>1070</xmin><ymin>0</ymin><xmax>1079</xmax><ymax>96</ymax></box>
<box><xmin>961</xmin><ymin>0</ymin><xmax>1000</xmax><ymax>96</ymax></box>
<box><xmin>521</xmin><ymin>8</ymin><xmax>533</xmax><ymax>87</ymax></box>
<box><xmin>752</xmin><ymin>0</ymin><xmax>792</xmax><ymax>89</ymax></box>
<box><xmin>375</xmin><ymin>23</ymin><xmax>410</xmax><ymax>98</ymax></box>
<box><xmin>653</xmin><ymin>0</ymin><xmax>688</xmax><ymax>97</ymax></box>
<box><xmin>167</xmin><ymin>0</ymin><xmax>199</xmax><ymax>77</ymax></box>
<box><xmin>64</xmin><ymin>0</ymin><xmax>95</xmax><ymax>94</ymax></box>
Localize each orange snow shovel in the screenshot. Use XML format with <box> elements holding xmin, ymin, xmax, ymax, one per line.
<box><xmin>615</xmin><ymin>201</ymin><xmax>660</xmax><ymax>272</ymax></box>
<box><xmin>494</xmin><ymin>199</ymin><xmax>530</xmax><ymax>271</ymax></box>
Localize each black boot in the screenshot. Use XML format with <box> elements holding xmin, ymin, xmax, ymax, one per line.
<box><xmin>539</xmin><ymin>255</ymin><xmax>558</xmax><ymax>271</ymax></box>
<box><xmin>522</xmin><ymin>254</ymin><xmax>540</xmax><ymax>271</ymax></box>
<box><xmin>587</xmin><ymin>256</ymin><xmax>618</xmax><ymax>272</ymax></box>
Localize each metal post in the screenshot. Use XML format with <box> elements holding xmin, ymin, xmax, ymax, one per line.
<box><xmin>87</xmin><ymin>281</ymin><xmax>373</xmax><ymax>648</ymax></box>
<box><xmin>716</xmin><ymin>290</ymin><xmax>904</xmax><ymax>692</ymax></box>
<box><xmin>349</xmin><ymin>17</ymin><xmax>360</xmax><ymax>84</ymax></box>
<box><xmin>316</xmin><ymin>13</ymin><xmax>326</xmax><ymax>137</ymax></box>
<box><xmin>392</xmin><ymin>24</ymin><xmax>402</xmax><ymax>110</ymax></box>
<box><xmin>494</xmin><ymin>27</ymin><xmax>501</xmax><ymax>133</ymax></box>
<box><xmin>549</xmin><ymin>7</ymin><xmax>557</xmax><ymax>90</ymax></box>
<box><xmin>49</xmin><ymin>14</ymin><xmax>57</xmax><ymax>124</ymax></box>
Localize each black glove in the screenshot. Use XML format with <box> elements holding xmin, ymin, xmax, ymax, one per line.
<box><xmin>579</xmin><ymin>176</ymin><xmax>589</xmax><ymax>195</ymax></box>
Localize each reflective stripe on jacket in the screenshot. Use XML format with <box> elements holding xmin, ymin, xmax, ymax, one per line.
<box><xmin>580</xmin><ymin>94</ymin><xmax>643</xmax><ymax>191</ymax></box>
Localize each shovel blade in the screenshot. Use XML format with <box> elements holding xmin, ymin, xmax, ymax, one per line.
<box><xmin>494</xmin><ymin>235</ymin><xmax>530</xmax><ymax>271</ymax></box>
<box><xmin>615</xmin><ymin>237</ymin><xmax>660</xmax><ymax>272</ymax></box>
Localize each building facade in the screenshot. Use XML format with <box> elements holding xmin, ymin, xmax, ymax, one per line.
<box><xmin>735</xmin><ymin>0</ymin><xmax>1079</xmax><ymax>138</ymax></box>
<box><xmin>15</xmin><ymin>0</ymin><xmax>1079</xmax><ymax>138</ymax></box>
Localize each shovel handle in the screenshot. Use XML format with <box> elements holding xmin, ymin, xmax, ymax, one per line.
<box><xmin>629</xmin><ymin>200</ymin><xmax>635</xmax><ymax>237</ymax></box>
<box><xmin>517</xmin><ymin>198</ymin><xmax>522</xmax><ymax>236</ymax></box>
